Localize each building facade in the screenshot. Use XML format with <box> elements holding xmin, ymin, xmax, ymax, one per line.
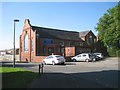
<box><xmin>20</xmin><ymin>19</ymin><xmax>97</xmax><ymax>62</ymax></box>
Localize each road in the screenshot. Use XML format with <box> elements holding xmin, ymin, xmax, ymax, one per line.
<box><xmin>1</xmin><ymin>57</ymin><xmax>119</xmax><ymax>88</ymax></box>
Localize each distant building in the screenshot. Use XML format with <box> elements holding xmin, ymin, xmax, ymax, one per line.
<box><xmin>5</xmin><ymin>48</ymin><xmax>19</xmax><ymax>55</ymax></box>
<box><xmin>0</xmin><ymin>48</ymin><xmax>19</xmax><ymax>56</ymax></box>
<box><xmin>0</xmin><ymin>50</ymin><xmax>6</xmax><ymax>56</ymax></box>
<box><xmin>19</xmin><ymin>19</ymin><xmax>97</xmax><ymax>62</ymax></box>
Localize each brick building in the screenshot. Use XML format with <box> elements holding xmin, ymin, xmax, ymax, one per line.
<box><xmin>19</xmin><ymin>19</ymin><xmax>97</xmax><ymax>62</ymax></box>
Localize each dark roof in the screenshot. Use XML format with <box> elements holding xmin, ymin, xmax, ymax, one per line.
<box><xmin>32</xmin><ymin>26</ymin><xmax>83</xmax><ymax>41</ymax></box>
<box><xmin>79</xmin><ymin>30</ymin><xmax>90</xmax><ymax>37</ymax></box>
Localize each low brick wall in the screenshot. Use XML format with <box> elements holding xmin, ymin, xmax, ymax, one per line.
<box><xmin>33</xmin><ymin>56</ymin><xmax>47</xmax><ymax>63</ymax></box>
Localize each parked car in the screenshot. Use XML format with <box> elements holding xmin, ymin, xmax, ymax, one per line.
<box><xmin>94</xmin><ymin>53</ymin><xmax>104</xmax><ymax>60</ymax></box>
<box><xmin>43</xmin><ymin>55</ymin><xmax>66</xmax><ymax>65</ymax></box>
<box><xmin>90</xmin><ymin>53</ymin><xmax>101</xmax><ymax>61</ymax></box>
<box><xmin>71</xmin><ymin>53</ymin><xmax>96</xmax><ymax>62</ymax></box>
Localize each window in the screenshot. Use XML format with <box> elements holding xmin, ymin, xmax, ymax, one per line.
<box><xmin>69</xmin><ymin>42</ymin><xmax>71</xmax><ymax>46</ymax></box>
<box><xmin>24</xmin><ymin>34</ymin><xmax>28</xmax><ymax>52</ymax></box>
<box><xmin>55</xmin><ymin>55</ymin><xmax>61</xmax><ymax>58</ymax></box>
<box><xmin>51</xmin><ymin>40</ymin><xmax>53</xmax><ymax>44</ymax></box>
<box><xmin>77</xmin><ymin>55</ymin><xmax>81</xmax><ymax>57</ymax></box>
<box><xmin>48</xmin><ymin>48</ymin><xmax>54</xmax><ymax>55</ymax></box>
<box><xmin>48</xmin><ymin>56</ymin><xmax>53</xmax><ymax>59</ymax></box>
<box><xmin>75</xmin><ymin>42</ymin><xmax>78</xmax><ymax>46</ymax></box>
<box><xmin>31</xmin><ymin>39</ymin><xmax>34</xmax><ymax>52</ymax></box>
<box><xmin>80</xmin><ymin>42</ymin><xmax>83</xmax><ymax>46</ymax></box>
<box><xmin>44</xmin><ymin>38</ymin><xmax>53</xmax><ymax>45</ymax></box>
<box><xmin>60</xmin><ymin>41</ymin><xmax>64</xmax><ymax>46</ymax></box>
<box><xmin>89</xmin><ymin>35</ymin><xmax>93</xmax><ymax>44</ymax></box>
<box><xmin>61</xmin><ymin>48</ymin><xmax>65</xmax><ymax>53</ymax></box>
<box><xmin>43</xmin><ymin>47</ymin><xmax>46</xmax><ymax>54</ymax></box>
<box><xmin>58</xmin><ymin>48</ymin><xmax>60</xmax><ymax>52</ymax></box>
<box><xmin>83</xmin><ymin>55</ymin><xmax>86</xmax><ymax>57</ymax></box>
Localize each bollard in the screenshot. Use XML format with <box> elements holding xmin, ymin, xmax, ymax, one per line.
<box><xmin>39</xmin><ymin>64</ymin><xmax>41</xmax><ymax>75</ymax></box>
<box><xmin>41</xmin><ymin>63</ymin><xmax>44</xmax><ymax>74</ymax></box>
<box><xmin>39</xmin><ymin>63</ymin><xmax>44</xmax><ymax>75</ymax></box>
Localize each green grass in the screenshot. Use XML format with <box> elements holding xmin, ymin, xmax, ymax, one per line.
<box><xmin>1</xmin><ymin>67</ymin><xmax>39</xmax><ymax>88</ymax></box>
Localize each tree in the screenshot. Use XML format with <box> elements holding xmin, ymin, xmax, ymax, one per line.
<box><xmin>93</xmin><ymin>40</ymin><xmax>108</xmax><ymax>56</ymax></box>
<box><xmin>96</xmin><ymin>3</ymin><xmax>120</xmax><ymax>50</ymax></box>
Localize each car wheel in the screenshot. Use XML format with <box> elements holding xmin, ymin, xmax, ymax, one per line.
<box><xmin>73</xmin><ymin>59</ymin><xmax>76</xmax><ymax>62</ymax></box>
<box><xmin>52</xmin><ymin>61</ymin><xmax>55</xmax><ymax>65</ymax></box>
<box><xmin>93</xmin><ymin>58</ymin><xmax>96</xmax><ymax>62</ymax></box>
<box><xmin>85</xmin><ymin>59</ymin><xmax>89</xmax><ymax>62</ymax></box>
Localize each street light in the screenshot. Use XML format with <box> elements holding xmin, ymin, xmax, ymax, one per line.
<box><xmin>13</xmin><ymin>19</ymin><xmax>19</xmax><ymax>68</ymax></box>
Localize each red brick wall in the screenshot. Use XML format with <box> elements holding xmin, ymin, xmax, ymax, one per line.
<box><xmin>20</xmin><ymin>19</ymin><xmax>36</xmax><ymax>62</ymax></box>
<box><xmin>20</xmin><ymin>19</ymin><xmax>47</xmax><ymax>63</ymax></box>
<box><xmin>33</xmin><ymin>56</ymin><xmax>47</xmax><ymax>63</ymax></box>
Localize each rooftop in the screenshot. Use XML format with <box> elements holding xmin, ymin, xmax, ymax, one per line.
<box><xmin>32</xmin><ymin>26</ymin><xmax>84</xmax><ymax>41</ymax></box>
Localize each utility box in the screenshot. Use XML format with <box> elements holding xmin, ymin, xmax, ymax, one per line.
<box><xmin>65</xmin><ymin>47</ymin><xmax>75</xmax><ymax>57</ymax></box>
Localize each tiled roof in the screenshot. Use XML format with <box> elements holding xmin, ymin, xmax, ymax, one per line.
<box><xmin>79</xmin><ymin>30</ymin><xmax>90</xmax><ymax>37</ymax></box>
<box><xmin>32</xmin><ymin>26</ymin><xmax>83</xmax><ymax>41</ymax></box>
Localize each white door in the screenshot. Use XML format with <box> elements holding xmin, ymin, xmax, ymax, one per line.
<box><xmin>81</xmin><ymin>54</ymin><xmax>86</xmax><ymax>61</ymax></box>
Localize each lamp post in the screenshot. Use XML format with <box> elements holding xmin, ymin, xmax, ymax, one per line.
<box><xmin>13</xmin><ymin>19</ymin><xmax>19</xmax><ymax>68</ymax></box>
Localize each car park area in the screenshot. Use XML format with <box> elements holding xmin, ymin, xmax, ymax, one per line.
<box><xmin>43</xmin><ymin>57</ymin><xmax>118</xmax><ymax>73</ymax></box>
<box><xmin>29</xmin><ymin>57</ymin><xmax>118</xmax><ymax>88</ymax></box>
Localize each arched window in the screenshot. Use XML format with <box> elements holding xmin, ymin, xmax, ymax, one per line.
<box><xmin>24</xmin><ymin>34</ymin><xmax>28</xmax><ymax>52</ymax></box>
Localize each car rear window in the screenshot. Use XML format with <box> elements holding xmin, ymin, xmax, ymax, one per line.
<box><xmin>55</xmin><ymin>55</ymin><xmax>62</xmax><ymax>58</ymax></box>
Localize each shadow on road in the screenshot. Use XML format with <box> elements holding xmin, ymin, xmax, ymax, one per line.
<box><xmin>57</xmin><ymin>62</ymin><xmax>76</xmax><ymax>66</ymax></box>
<box><xmin>1</xmin><ymin>61</ymin><xmax>38</xmax><ymax>68</ymax></box>
<box><xmin>29</xmin><ymin>70</ymin><xmax>119</xmax><ymax>88</ymax></box>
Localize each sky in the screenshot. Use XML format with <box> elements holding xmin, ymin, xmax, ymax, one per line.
<box><xmin>0</xmin><ymin>1</ymin><xmax>118</xmax><ymax>50</ymax></box>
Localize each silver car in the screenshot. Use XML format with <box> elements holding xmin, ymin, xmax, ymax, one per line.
<box><xmin>71</xmin><ymin>53</ymin><xmax>95</xmax><ymax>62</ymax></box>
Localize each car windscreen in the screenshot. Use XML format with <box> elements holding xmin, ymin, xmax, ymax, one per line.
<box><xmin>89</xmin><ymin>54</ymin><xmax>96</xmax><ymax>58</ymax></box>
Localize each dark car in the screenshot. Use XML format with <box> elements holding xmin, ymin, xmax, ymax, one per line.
<box><xmin>90</xmin><ymin>53</ymin><xmax>101</xmax><ymax>61</ymax></box>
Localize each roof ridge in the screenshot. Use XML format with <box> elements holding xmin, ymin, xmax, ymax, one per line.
<box><xmin>79</xmin><ymin>30</ymin><xmax>91</xmax><ymax>33</ymax></box>
<box><xmin>32</xmin><ymin>25</ymin><xmax>78</xmax><ymax>33</ymax></box>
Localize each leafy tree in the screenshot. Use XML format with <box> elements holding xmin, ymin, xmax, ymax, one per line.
<box><xmin>96</xmin><ymin>3</ymin><xmax>120</xmax><ymax>50</ymax></box>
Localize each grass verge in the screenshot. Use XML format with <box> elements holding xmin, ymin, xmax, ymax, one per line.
<box><xmin>1</xmin><ymin>67</ymin><xmax>39</xmax><ymax>88</ymax></box>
